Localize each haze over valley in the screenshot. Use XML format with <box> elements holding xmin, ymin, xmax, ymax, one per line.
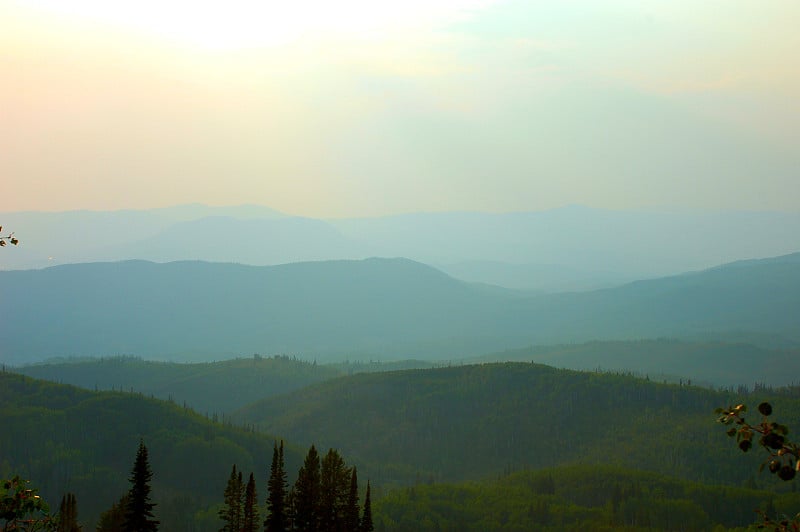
<box><xmin>2</xmin><ymin>0</ymin><xmax>800</xmax><ymax>529</ymax></box>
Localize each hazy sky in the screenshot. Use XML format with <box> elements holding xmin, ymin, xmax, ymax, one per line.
<box><xmin>2</xmin><ymin>0</ymin><xmax>798</xmax><ymax>217</ymax></box>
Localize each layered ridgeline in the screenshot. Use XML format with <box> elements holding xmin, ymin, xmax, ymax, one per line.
<box><xmin>18</xmin><ymin>355</ymin><xmax>344</xmax><ymax>414</ymax></box>
<box><xmin>472</xmin><ymin>339</ymin><xmax>800</xmax><ymax>388</ymax></box>
<box><xmin>5</xmin><ymin>205</ymin><xmax>800</xmax><ymax>287</ymax></box>
<box><xmin>234</xmin><ymin>362</ymin><xmax>800</xmax><ymax>488</ymax></box>
<box><xmin>0</xmin><ymin>371</ymin><xmax>307</xmax><ymax>530</ymax></box>
<box><xmin>4</xmin><ymin>365</ymin><xmax>800</xmax><ymax>531</ymax></box>
<box><xmin>0</xmin><ymin>258</ymin><xmax>510</xmax><ymax>364</ymax></box>
<box><xmin>2</xmin><ymin>253</ymin><xmax>800</xmax><ymax>365</ymax></box>
<box><xmin>16</xmin><ymin>340</ymin><xmax>800</xmax><ymax>417</ymax></box>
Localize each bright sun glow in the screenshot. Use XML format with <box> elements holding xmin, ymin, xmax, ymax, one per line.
<box><xmin>18</xmin><ymin>0</ymin><xmax>490</xmax><ymax>49</ymax></box>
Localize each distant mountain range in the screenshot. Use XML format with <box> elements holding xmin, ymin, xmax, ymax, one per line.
<box><xmin>2</xmin><ymin>253</ymin><xmax>799</xmax><ymax>365</ymax></box>
<box><xmin>3</xmin><ymin>204</ymin><xmax>800</xmax><ymax>291</ymax></box>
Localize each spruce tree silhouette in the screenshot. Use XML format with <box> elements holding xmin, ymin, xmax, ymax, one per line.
<box><xmin>123</xmin><ymin>440</ymin><xmax>159</xmax><ymax>532</ymax></box>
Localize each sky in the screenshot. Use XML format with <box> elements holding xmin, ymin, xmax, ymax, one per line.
<box><xmin>2</xmin><ymin>0</ymin><xmax>799</xmax><ymax>217</ymax></box>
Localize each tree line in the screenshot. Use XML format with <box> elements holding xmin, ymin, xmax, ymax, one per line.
<box><xmin>219</xmin><ymin>441</ymin><xmax>373</xmax><ymax>532</ymax></box>
<box><xmin>91</xmin><ymin>439</ymin><xmax>374</xmax><ymax>531</ymax></box>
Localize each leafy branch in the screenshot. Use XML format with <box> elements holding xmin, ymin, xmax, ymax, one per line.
<box><xmin>0</xmin><ymin>226</ymin><xmax>19</xmax><ymax>247</ymax></box>
<box><xmin>1</xmin><ymin>476</ymin><xmax>55</xmax><ymax>531</ymax></box>
<box><xmin>716</xmin><ymin>402</ymin><xmax>800</xmax><ymax>531</ymax></box>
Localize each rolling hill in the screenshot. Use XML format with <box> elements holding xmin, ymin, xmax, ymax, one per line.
<box><xmin>2</xmin><ymin>253</ymin><xmax>799</xmax><ymax>366</ymax></box>
<box><xmin>6</xmin><ymin>364</ymin><xmax>799</xmax><ymax>530</ymax></box>
<box><xmin>0</xmin><ymin>371</ymin><xmax>307</xmax><ymax>530</ymax></box>
<box><xmin>472</xmin><ymin>339</ymin><xmax>800</xmax><ymax>388</ymax></box>
<box><xmin>16</xmin><ymin>339</ymin><xmax>800</xmax><ymax>420</ymax></box>
<box><xmin>233</xmin><ymin>362</ymin><xmax>800</xmax><ymax>487</ymax></box>
<box><xmin>16</xmin><ymin>355</ymin><xmax>343</xmax><ymax>413</ymax></box>
<box><xmin>0</xmin><ymin>257</ymin><xmax>509</xmax><ymax>364</ymax></box>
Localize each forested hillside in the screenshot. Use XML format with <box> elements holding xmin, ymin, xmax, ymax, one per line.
<box><xmin>235</xmin><ymin>362</ymin><xmax>800</xmax><ymax>487</ymax></box>
<box><xmin>18</xmin><ymin>355</ymin><xmax>343</xmax><ymax>413</ymax></box>
<box><xmin>17</xmin><ymin>356</ymin><xmax>439</xmax><ymax>414</ymax></box>
<box><xmin>0</xmin><ymin>371</ymin><xmax>307</xmax><ymax>530</ymax></box>
<box><xmin>375</xmin><ymin>465</ymin><xmax>800</xmax><ymax>531</ymax></box>
<box><xmin>4</xmin><ymin>364</ymin><xmax>800</xmax><ymax>530</ymax></box>
<box><xmin>16</xmin><ymin>340</ymin><xmax>800</xmax><ymax>418</ymax></box>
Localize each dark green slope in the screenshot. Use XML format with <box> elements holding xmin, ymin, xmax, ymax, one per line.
<box><xmin>16</xmin><ymin>340</ymin><xmax>800</xmax><ymax>420</ymax></box>
<box><xmin>18</xmin><ymin>355</ymin><xmax>342</xmax><ymax>413</ymax></box>
<box><xmin>234</xmin><ymin>362</ymin><xmax>800</xmax><ymax>487</ymax></box>
<box><xmin>0</xmin><ymin>371</ymin><xmax>305</xmax><ymax>530</ymax></box>
<box><xmin>375</xmin><ymin>465</ymin><xmax>800</xmax><ymax>531</ymax></box>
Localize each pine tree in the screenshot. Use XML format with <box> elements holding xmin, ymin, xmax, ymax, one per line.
<box><xmin>219</xmin><ymin>464</ymin><xmax>244</xmax><ymax>532</ymax></box>
<box><xmin>57</xmin><ymin>492</ymin><xmax>80</xmax><ymax>532</ymax></box>
<box><xmin>319</xmin><ymin>449</ymin><xmax>349</xmax><ymax>532</ymax></box>
<box><xmin>57</xmin><ymin>494</ymin><xmax>67</xmax><ymax>531</ymax></box>
<box><xmin>344</xmin><ymin>467</ymin><xmax>360</xmax><ymax>532</ymax></box>
<box><xmin>265</xmin><ymin>440</ymin><xmax>288</xmax><ymax>532</ymax></box>
<box><xmin>360</xmin><ymin>481</ymin><xmax>373</xmax><ymax>532</ymax></box>
<box><xmin>242</xmin><ymin>472</ymin><xmax>259</xmax><ymax>532</ymax></box>
<box><xmin>123</xmin><ymin>440</ymin><xmax>159</xmax><ymax>532</ymax></box>
<box><xmin>293</xmin><ymin>445</ymin><xmax>321</xmax><ymax>532</ymax></box>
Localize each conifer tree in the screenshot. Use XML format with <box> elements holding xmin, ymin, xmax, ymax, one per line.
<box><xmin>242</xmin><ymin>472</ymin><xmax>259</xmax><ymax>532</ymax></box>
<box><xmin>265</xmin><ymin>440</ymin><xmax>288</xmax><ymax>532</ymax></box>
<box><xmin>123</xmin><ymin>440</ymin><xmax>159</xmax><ymax>532</ymax></box>
<box><xmin>344</xmin><ymin>467</ymin><xmax>360</xmax><ymax>532</ymax></box>
<box><xmin>293</xmin><ymin>445</ymin><xmax>321</xmax><ymax>532</ymax></box>
<box><xmin>69</xmin><ymin>493</ymin><xmax>78</xmax><ymax>531</ymax></box>
<box><xmin>57</xmin><ymin>492</ymin><xmax>80</xmax><ymax>532</ymax></box>
<box><xmin>360</xmin><ymin>482</ymin><xmax>373</xmax><ymax>532</ymax></box>
<box><xmin>319</xmin><ymin>449</ymin><xmax>349</xmax><ymax>532</ymax></box>
<box><xmin>219</xmin><ymin>464</ymin><xmax>244</xmax><ymax>532</ymax></box>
